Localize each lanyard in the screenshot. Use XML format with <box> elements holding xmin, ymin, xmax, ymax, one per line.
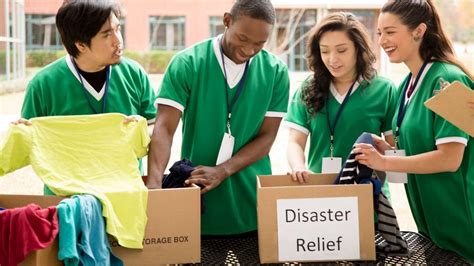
<box><xmin>395</xmin><ymin>61</ymin><xmax>428</xmax><ymax>147</ymax></box>
<box><xmin>326</xmin><ymin>81</ymin><xmax>356</xmax><ymax>157</ymax></box>
<box><xmin>71</xmin><ymin>56</ymin><xmax>110</xmax><ymax>114</ymax></box>
<box><xmin>219</xmin><ymin>38</ymin><xmax>249</xmax><ymax>135</ymax></box>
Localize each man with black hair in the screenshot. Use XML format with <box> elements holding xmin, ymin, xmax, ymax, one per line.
<box><xmin>147</xmin><ymin>0</ymin><xmax>289</xmax><ymax>235</ymax></box>
<box><xmin>21</xmin><ymin>0</ymin><xmax>155</xmax><ymax>126</ymax></box>
<box><xmin>18</xmin><ymin>0</ymin><xmax>156</xmax><ymax>195</ymax></box>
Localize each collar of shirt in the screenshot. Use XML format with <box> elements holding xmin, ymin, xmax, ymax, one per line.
<box><xmin>213</xmin><ymin>34</ymin><xmax>254</xmax><ymax>89</ymax></box>
<box><xmin>329</xmin><ymin>77</ymin><xmax>362</xmax><ymax>104</ymax></box>
<box><xmin>403</xmin><ymin>62</ymin><xmax>433</xmax><ymax>105</ymax></box>
<box><xmin>66</xmin><ymin>55</ymin><xmax>109</xmax><ymax>101</ymax></box>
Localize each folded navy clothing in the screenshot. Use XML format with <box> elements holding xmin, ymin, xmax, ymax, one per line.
<box><xmin>162</xmin><ymin>158</ymin><xmax>205</xmax><ymax>214</ymax></box>
<box><xmin>0</xmin><ymin>207</ymin><xmax>5</xmax><ymax>211</ymax></box>
<box><xmin>162</xmin><ymin>158</ymin><xmax>196</xmax><ymax>188</ymax></box>
<box><xmin>334</xmin><ymin>132</ymin><xmax>408</xmax><ymax>255</ymax></box>
<box><xmin>335</xmin><ymin>132</ymin><xmax>374</xmax><ymax>185</ymax></box>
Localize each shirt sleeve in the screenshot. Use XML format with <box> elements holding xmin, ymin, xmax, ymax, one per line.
<box><xmin>433</xmin><ymin>69</ymin><xmax>472</xmax><ymax>145</ymax></box>
<box><xmin>382</xmin><ymin>80</ymin><xmax>399</xmax><ymax>134</ymax></box>
<box><xmin>126</xmin><ymin>117</ymin><xmax>150</xmax><ymax>159</ymax></box>
<box><xmin>21</xmin><ymin>80</ymin><xmax>45</xmax><ymax>119</ymax></box>
<box><xmin>0</xmin><ymin>125</ymin><xmax>32</xmax><ymax>175</ymax></box>
<box><xmin>283</xmin><ymin>85</ymin><xmax>311</xmax><ymax>135</ymax></box>
<box><xmin>266</xmin><ymin>64</ymin><xmax>290</xmax><ymax>117</ymax></box>
<box><xmin>155</xmin><ymin>55</ymin><xmax>192</xmax><ymax>113</ymax></box>
<box><xmin>137</xmin><ymin>65</ymin><xmax>157</xmax><ymax>123</ymax></box>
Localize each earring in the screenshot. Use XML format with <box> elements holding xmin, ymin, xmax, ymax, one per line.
<box><xmin>414</xmin><ymin>35</ymin><xmax>421</xmax><ymax>42</ymax></box>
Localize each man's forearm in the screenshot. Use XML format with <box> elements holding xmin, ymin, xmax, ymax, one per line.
<box><xmin>218</xmin><ymin>118</ymin><xmax>281</xmax><ymax>179</ymax></box>
<box><xmin>218</xmin><ymin>133</ymin><xmax>275</xmax><ymax>178</ymax></box>
<box><xmin>147</xmin><ymin>129</ymin><xmax>173</xmax><ymax>188</ymax></box>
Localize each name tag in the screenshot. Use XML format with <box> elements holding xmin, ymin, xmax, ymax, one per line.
<box><xmin>384</xmin><ymin>149</ymin><xmax>407</xmax><ymax>183</ymax></box>
<box><xmin>322</xmin><ymin>157</ymin><xmax>342</xmax><ymax>173</ymax></box>
<box><xmin>216</xmin><ymin>132</ymin><xmax>235</xmax><ymax>165</ymax></box>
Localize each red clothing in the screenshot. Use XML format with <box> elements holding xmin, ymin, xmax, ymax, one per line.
<box><xmin>0</xmin><ymin>204</ymin><xmax>59</xmax><ymax>266</ymax></box>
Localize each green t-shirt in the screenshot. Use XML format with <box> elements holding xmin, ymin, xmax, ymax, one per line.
<box><xmin>22</xmin><ymin>56</ymin><xmax>156</xmax><ymax>193</ymax></box>
<box><xmin>284</xmin><ymin>76</ymin><xmax>398</xmax><ymax>197</ymax></box>
<box><xmin>22</xmin><ymin>56</ymin><xmax>156</xmax><ymax>122</ymax></box>
<box><xmin>157</xmin><ymin>37</ymin><xmax>290</xmax><ymax>235</ymax></box>
<box><xmin>392</xmin><ymin>61</ymin><xmax>473</xmax><ymax>261</ymax></box>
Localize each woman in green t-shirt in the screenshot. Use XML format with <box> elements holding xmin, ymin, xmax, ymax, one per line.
<box><xmin>285</xmin><ymin>12</ymin><xmax>397</xmax><ymax>200</ymax></box>
<box><xmin>356</xmin><ymin>0</ymin><xmax>473</xmax><ymax>261</ymax></box>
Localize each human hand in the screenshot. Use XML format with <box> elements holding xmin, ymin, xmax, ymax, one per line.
<box><xmin>11</xmin><ymin>118</ymin><xmax>32</xmax><ymax>126</ymax></box>
<box><xmin>186</xmin><ymin>165</ymin><xmax>228</xmax><ymax>194</ymax></box>
<box><xmin>289</xmin><ymin>168</ymin><xmax>312</xmax><ymax>184</ymax></box>
<box><xmin>123</xmin><ymin>115</ymin><xmax>139</xmax><ymax>124</ymax></box>
<box><xmin>353</xmin><ymin>143</ymin><xmax>386</xmax><ymax>171</ymax></box>
<box><xmin>371</xmin><ymin>134</ymin><xmax>393</xmax><ymax>153</ymax></box>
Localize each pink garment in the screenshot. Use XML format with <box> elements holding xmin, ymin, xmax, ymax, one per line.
<box><xmin>0</xmin><ymin>204</ymin><xmax>59</xmax><ymax>266</ymax></box>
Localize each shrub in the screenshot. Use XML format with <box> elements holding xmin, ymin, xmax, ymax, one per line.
<box><xmin>0</xmin><ymin>51</ymin><xmax>5</xmax><ymax>75</ymax></box>
<box><xmin>124</xmin><ymin>50</ymin><xmax>176</xmax><ymax>73</ymax></box>
<box><xmin>24</xmin><ymin>50</ymin><xmax>176</xmax><ymax>74</ymax></box>
<box><xmin>26</xmin><ymin>50</ymin><xmax>67</xmax><ymax>67</ymax></box>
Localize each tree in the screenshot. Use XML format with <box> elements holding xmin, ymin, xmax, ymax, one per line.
<box><xmin>265</xmin><ymin>9</ymin><xmax>314</xmax><ymax>56</ymax></box>
<box><xmin>433</xmin><ymin>0</ymin><xmax>457</xmax><ymax>41</ymax></box>
<box><xmin>457</xmin><ymin>0</ymin><xmax>474</xmax><ymax>46</ymax></box>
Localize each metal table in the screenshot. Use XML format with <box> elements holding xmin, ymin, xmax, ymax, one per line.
<box><xmin>199</xmin><ymin>231</ymin><xmax>470</xmax><ymax>265</ymax></box>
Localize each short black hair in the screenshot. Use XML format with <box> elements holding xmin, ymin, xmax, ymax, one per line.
<box><xmin>56</xmin><ymin>0</ymin><xmax>121</xmax><ymax>57</ymax></box>
<box><xmin>230</xmin><ymin>0</ymin><xmax>275</xmax><ymax>25</ymax></box>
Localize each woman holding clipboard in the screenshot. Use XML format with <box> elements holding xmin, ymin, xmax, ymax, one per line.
<box><xmin>355</xmin><ymin>0</ymin><xmax>473</xmax><ymax>261</ymax></box>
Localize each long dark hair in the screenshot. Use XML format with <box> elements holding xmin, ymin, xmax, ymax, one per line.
<box><xmin>302</xmin><ymin>12</ymin><xmax>376</xmax><ymax>115</ymax></box>
<box><xmin>382</xmin><ymin>0</ymin><xmax>473</xmax><ymax>79</ymax></box>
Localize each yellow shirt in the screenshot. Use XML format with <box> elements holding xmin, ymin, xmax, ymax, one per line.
<box><xmin>0</xmin><ymin>113</ymin><xmax>149</xmax><ymax>248</ymax></box>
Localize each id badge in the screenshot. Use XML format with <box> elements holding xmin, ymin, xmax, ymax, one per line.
<box><xmin>384</xmin><ymin>149</ymin><xmax>407</xmax><ymax>183</ymax></box>
<box><xmin>216</xmin><ymin>132</ymin><xmax>235</xmax><ymax>165</ymax></box>
<box><xmin>322</xmin><ymin>157</ymin><xmax>342</xmax><ymax>173</ymax></box>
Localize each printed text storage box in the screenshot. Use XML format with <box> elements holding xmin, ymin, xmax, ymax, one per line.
<box><xmin>0</xmin><ymin>187</ymin><xmax>201</xmax><ymax>266</ymax></box>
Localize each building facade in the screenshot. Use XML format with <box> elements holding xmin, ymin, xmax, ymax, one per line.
<box><xmin>1</xmin><ymin>0</ymin><xmax>25</xmax><ymax>82</ymax></box>
<box><xmin>24</xmin><ymin>0</ymin><xmax>386</xmax><ymax>71</ymax></box>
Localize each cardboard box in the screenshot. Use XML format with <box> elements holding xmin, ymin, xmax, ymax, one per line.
<box><xmin>0</xmin><ymin>187</ymin><xmax>201</xmax><ymax>265</ymax></box>
<box><xmin>0</xmin><ymin>195</ymin><xmax>63</xmax><ymax>266</ymax></box>
<box><xmin>257</xmin><ymin>174</ymin><xmax>375</xmax><ymax>263</ymax></box>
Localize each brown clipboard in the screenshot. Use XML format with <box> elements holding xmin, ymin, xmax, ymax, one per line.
<box><xmin>424</xmin><ymin>81</ymin><xmax>474</xmax><ymax>137</ymax></box>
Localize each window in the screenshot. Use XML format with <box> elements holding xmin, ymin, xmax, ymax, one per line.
<box><xmin>1</xmin><ymin>0</ymin><xmax>25</xmax><ymax>81</ymax></box>
<box><xmin>149</xmin><ymin>16</ymin><xmax>185</xmax><ymax>50</ymax></box>
<box><xmin>333</xmin><ymin>10</ymin><xmax>376</xmax><ymax>37</ymax></box>
<box><xmin>119</xmin><ymin>18</ymin><xmax>126</xmax><ymax>48</ymax></box>
<box><xmin>25</xmin><ymin>14</ymin><xmax>62</xmax><ymax>51</ymax></box>
<box><xmin>209</xmin><ymin>16</ymin><xmax>225</xmax><ymax>37</ymax></box>
<box><xmin>25</xmin><ymin>15</ymin><xmax>126</xmax><ymax>51</ymax></box>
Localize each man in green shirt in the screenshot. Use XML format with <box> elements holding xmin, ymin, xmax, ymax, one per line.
<box><xmin>16</xmin><ymin>0</ymin><xmax>156</xmax><ymax>194</ymax></box>
<box><xmin>147</xmin><ymin>0</ymin><xmax>290</xmax><ymax>235</ymax></box>
<box><xmin>20</xmin><ymin>0</ymin><xmax>156</xmax><ymax>122</ymax></box>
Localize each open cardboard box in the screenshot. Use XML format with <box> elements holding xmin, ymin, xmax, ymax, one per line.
<box><xmin>0</xmin><ymin>187</ymin><xmax>201</xmax><ymax>265</ymax></box>
<box><xmin>257</xmin><ymin>174</ymin><xmax>375</xmax><ymax>263</ymax></box>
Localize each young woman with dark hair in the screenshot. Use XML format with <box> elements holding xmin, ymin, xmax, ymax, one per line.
<box><xmin>355</xmin><ymin>0</ymin><xmax>473</xmax><ymax>261</ymax></box>
<box><xmin>285</xmin><ymin>12</ymin><xmax>397</xmax><ymax>201</ymax></box>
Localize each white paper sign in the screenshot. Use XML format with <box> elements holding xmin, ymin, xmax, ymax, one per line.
<box><xmin>277</xmin><ymin>197</ymin><xmax>360</xmax><ymax>261</ymax></box>
<box><xmin>384</xmin><ymin>150</ymin><xmax>408</xmax><ymax>183</ymax></box>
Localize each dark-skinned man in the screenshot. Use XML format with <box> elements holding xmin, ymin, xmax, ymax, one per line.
<box><xmin>147</xmin><ymin>0</ymin><xmax>289</xmax><ymax>236</ymax></box>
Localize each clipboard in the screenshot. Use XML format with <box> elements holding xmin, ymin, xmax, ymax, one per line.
<box><xmin>424</xmin><ymin>81</ymin><xmax>474</xmax><ymax>137</ymax></box>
